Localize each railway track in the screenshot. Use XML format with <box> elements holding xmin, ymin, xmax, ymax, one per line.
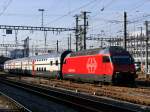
<box><xmin>0</xmin><ymin>76</ymin><xmax>150</xmax><ymax>112</ymax></box>
<box><xmin>0</xmin><ymin>91</ymin><xmax>31</xmax><ymax>112</ymax></box>
<box><xmin>10</xmin><ymin>76</ymin><xmax>150</xmax><ymax>105</ymax></box>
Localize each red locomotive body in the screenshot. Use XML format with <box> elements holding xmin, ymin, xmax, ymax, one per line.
<box><xmin>62</xmin><ymin>46</ymin><xmax>136</xmax><ymax>83</ymax></box>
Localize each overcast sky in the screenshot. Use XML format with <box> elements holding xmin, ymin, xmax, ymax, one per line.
<box><xmin>0</xmin><ymin>0</ymin><xmax>149</xmax><ymax>49</ymax></box>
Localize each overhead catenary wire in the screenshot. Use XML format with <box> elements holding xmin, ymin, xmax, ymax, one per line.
<box><xmin>91</xmin><ymin>0</ymin><xmax>118</xmax><ymax>18</ymax></box>
<box><xmin>44</xmin><ymin>0</ymin><xmax>98</xmax><ymax>26</ymax></box>
<box><xmin>0</xmin><ymin>0</ymin><xmax>13</xmax><ymax>16</ymax></box>
<box><xmin>89</xmin><ymin>0</ymin><xmax>150</xmax><ymax>33</ymax></box>
<box><xmin>1</xmin><ymin>1</ymin><xmax>150</xmax><ymax>52</ymax></box>
<box><xmin>127</xmin><ymin>0</ymin><xmax>150</xmax><ymax>13</ymax></box>
<box><xmin>128</xmin><ymin>14</ymin><xmax>150</xmax><ymax>24</ymax></box>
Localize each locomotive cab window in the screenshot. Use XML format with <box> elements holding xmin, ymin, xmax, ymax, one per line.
<box><xmin>103</xmin><ymin>56</ymin><xmax>110</xmax><ymax>63</ymax></box>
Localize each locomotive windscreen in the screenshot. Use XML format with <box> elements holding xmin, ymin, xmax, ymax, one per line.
<box><xmin>109</xmin><ymin>46</ymin><xmax>125</xmax><ymax>54</ymax></box>
<box><xmin>109</xmin><ymin>46</ymin><xmax>134</xmax><ymax>64</ymax></box>
<box><xmin>111</xmin><ymin>56</ymin><xmax>134</xmax><ymax>64</ymax></box>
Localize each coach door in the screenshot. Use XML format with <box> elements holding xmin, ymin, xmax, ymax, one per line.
<box><xmin>32</xmin><ymin>60</ymin><xmax>35</xmax><ymax>76</ymax></box>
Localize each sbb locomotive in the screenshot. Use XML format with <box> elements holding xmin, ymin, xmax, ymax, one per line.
<box><xmin>4</xmin><ymin>46</ymin><xmax>136</xmax><ymax>84</ymax></box>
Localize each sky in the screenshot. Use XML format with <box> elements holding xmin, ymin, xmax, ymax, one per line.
<box><xmin>0</xmin><ymin>0</ymin><xmax>150</xmax><ymax>50</ymax></box>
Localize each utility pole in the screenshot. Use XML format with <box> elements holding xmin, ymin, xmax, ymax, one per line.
<box><xmin>38</xmin><ymin>9</ymin><xmax>47</xmax><ymax>53</ymax></box>
<box><xmin>70</xmin><ymin>34</ymin><xmax>71</xmax><ymax>50</ymax></box>
<box><xmin>124</xmin><ymin>11</ymin><xmax>127</xmax><ymax>50</ymax></box>
<box><xmin>67</xmin><ymin>34</ymin><xmax>72</xmax><ymax>50</ymax></box>
<box><xmin>15</xmin><ymin>30</ymin><xmax>18</xmax><ymax>47</ymax></box>
<box><xmin>44</xmin><ymin>31</ymin><xmax>47</xmax><ymax>52</ymax></box>
<box><xmin>2</xmin><ymin>34</ymin><xmax>6</xmax><ymax>56</ymax></box>
<box><xmin>23</xmin><ymin>36</ymin><xmax>29</xmax><ymax>57</ymax></box>
<box><xmin>68</xmin><ymin>37</ymin><xmax>69</xmax><ymax>50</ymax></box>
<box><xmin>138</xmin><ymin>26</ymin><xmax>143</xmax><ymax>68</ymax></box>
<box><xmin>75</xmin><ymin>15</ymin><xmax>79</xmax><ymax>51</ymax></box>
<box><xmin>139</xmin><ymin>27</ymin><xmax>143</xmax><ymax>36</ymax></box>
<box><xmin>83</xmin><ymin>11</ymin><xmax>89</xmax><ymax>50</ymax></box>
<box><xmin>56</xmin><ymin>40</ymin><xmax>59</xmax><ymax>53</ymax></box>
<box><xmin>145</xmin><ymin>21</ymin><xmax>149</xmax><ymax>76</ymax></box>
<box><xmin>2</xmin><ymin>35</ymin><xmax>6</xmax><ymax>45</ymax></box>
<box><xmin>75</xmin><ymin>11</ymin><xmax>90</xmax><ymax>51</ymax></box>
<box><xmin>5</xmin><ymin>46</ymin><xmax>8</xmax><ymax>56</ymax></box>
<box><xmin>38</xmin><ymin>9</ymin><xmax>45</xmax><ymax>27</ymax></box>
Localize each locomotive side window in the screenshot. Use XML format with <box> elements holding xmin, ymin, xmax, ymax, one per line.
<box><xmin>103</xmin><ymin>56</ymin><xmax>110</xmax><ymax>63</ymax></box>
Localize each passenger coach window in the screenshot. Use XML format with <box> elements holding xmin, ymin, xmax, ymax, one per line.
<box><xmin>56</xmin><ymin>60</ymin><xmax>58</xmax><ymax>66</ymax></box>
<box><xmin>103</xmin><ymin>56</ymin><xmax>110</xmax><ymax>63</ymax></box>
<box><xmin>44</xmin><ymin>67</ymin><xmax>46</xmax><ymax>71</ymax></box>
<box><xmin>50</xmin><ymin>61</ymin><xmax>53</xmax><ymax>65</ymax></box>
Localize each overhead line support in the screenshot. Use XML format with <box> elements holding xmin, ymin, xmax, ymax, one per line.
<box><xmin>0</xmin><ymin>25</ymin><xmax>75</xmax><ymax>32</ymax></box>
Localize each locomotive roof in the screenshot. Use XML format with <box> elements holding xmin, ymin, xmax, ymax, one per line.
<box><xmin>70</xmin><ymin>46</ymin><xmax>125</xmax><ymax>57</ymax></box>
<box><xmin>70</xmin><ymin>48</ymin><xmax>101</xmax><ymax>57</ymax></box>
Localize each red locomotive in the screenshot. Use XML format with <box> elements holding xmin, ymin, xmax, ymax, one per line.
<box><xmin>4</xmin><ymin>46</ymin><xmax>136</xmax><ymax>84</ymax></box>
<box><xmin>61</xmin><ymin>46</ymin><xmax>136</xmax><ymax>84</ymax></box>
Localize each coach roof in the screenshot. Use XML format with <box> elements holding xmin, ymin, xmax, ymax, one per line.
<box><xmin>29</xmin><ymin>52</ymin><xmax>61</xmax><ymax>60</ymax></box>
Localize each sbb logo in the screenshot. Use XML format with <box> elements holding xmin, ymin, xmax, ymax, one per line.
<box><xmin>86</xmin><ymin>57</ymin><xmax>97</xmax><ymax>73</ymax></box>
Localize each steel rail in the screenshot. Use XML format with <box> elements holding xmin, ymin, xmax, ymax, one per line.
<box><xmin>0</xmin><ymin>91</ymin><xmax>32</xmax><ymax>112</ymax></box>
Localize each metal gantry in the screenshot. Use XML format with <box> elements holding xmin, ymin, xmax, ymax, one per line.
<box><xmin>0</xmin><ymin>25</ymin><xmax>75</xmax><ymax>31</ymax></box>
<box><xmin>0</xmin><ymin>25</ymin><xmax>75</xmax><ymax>57</ymax></box>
